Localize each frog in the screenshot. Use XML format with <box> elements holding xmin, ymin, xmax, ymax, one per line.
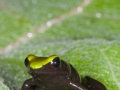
<box><xmin>21</xmin><ymin>54</ymin><xmax>106</xmax><ymax>90</ymax></box>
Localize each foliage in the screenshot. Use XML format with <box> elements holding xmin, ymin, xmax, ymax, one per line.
<box><xmin>0</xmin><ymin>0</ymin><xmax>120</xmax><ymax>90</ymax></box>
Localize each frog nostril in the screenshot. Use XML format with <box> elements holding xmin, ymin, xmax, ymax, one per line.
<box><xmin>24</xmin><ymin>57</ymin><xmax>29</xmax><ymax>67</ymax></box>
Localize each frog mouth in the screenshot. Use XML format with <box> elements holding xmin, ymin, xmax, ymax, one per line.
<box><xmin>29</xmin><ymin>68</ymin><xmax>67</xmax><ymax>76</ymax></box>
<box><xmin>34</xmin><ymin>70</ymin><xmax>67</xmax><ymax>75</ymax></box>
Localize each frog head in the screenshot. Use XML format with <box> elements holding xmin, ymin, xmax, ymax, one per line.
<box><xmin>24</xmin><ymin>54</ymin><xmax>70</xmax><ymax>76</ymax></box>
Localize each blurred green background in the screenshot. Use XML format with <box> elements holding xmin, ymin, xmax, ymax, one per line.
<box><xmin>0</xmin><ymin>0</ymin><xmax>120</xmax><ymax>90</ymax></box>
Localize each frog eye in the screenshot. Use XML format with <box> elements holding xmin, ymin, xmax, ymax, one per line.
<box><xmin>24</xmin><ymin>57</ymin><xmax>29</xmax><ymax>67</ymax></box>
<box><xmin>52</xmin><ymin>57</ymin><xmax>61</xmax><ymax>68</ymax></box>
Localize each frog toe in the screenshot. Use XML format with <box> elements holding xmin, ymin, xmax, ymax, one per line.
<box><xmin>85</xmin><ymin>76</ymin><xmax>107</xmax><ymax>90</ymax></box>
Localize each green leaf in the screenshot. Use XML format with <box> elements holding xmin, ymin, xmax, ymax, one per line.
<box><xmin>0</xmin><ymin>0</ymin><xmax>120</xmax><ymax>90</ymax></box>
<box><xmin>0</xmin><ymin>77</ymin><xmax>9</xmax><ymax>90</ymax></box>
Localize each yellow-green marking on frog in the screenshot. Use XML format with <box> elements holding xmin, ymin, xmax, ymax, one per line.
<box><xmin>27</xmin><ymin>54</ymin><xmax>58</xmax><ymax>69</ymax></box>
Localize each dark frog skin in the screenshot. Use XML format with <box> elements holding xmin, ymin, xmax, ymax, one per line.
<box><xmin>21</xmin><ymin>55</ymin><xmax>106</xmax><ymax>90</ymax></box>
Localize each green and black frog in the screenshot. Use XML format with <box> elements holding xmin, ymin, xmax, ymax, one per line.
<box><xmin>21</xmin><ymin>55</ymin><xmax>106</xmax><ymax>90</ymax></box>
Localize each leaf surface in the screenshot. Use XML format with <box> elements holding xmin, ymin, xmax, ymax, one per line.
<box><xmin>0</xmin><ymin>0</ymin><xmax>120</xmax><ymax>90</ymax></box>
